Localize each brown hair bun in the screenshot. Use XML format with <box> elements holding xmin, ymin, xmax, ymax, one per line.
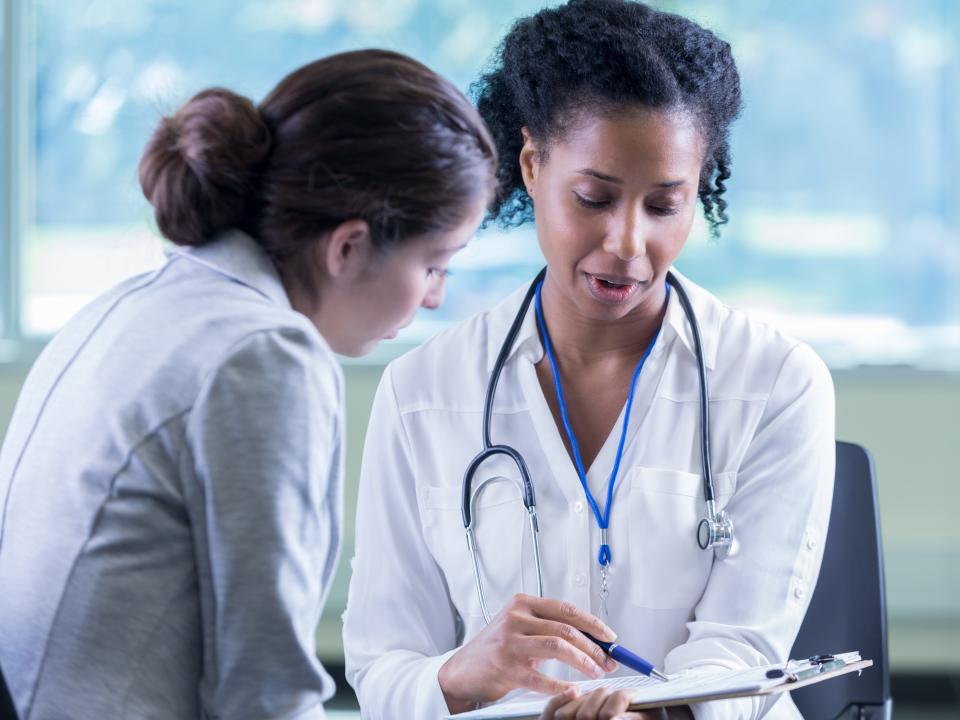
<box><xmin>139</xmin><ymin>88</ymin><xmax>271</xmax><ymax>246</ymax></box>
<box><xmin>137</xmin><ymin>51</ymin><xmax>497</xmax><ymax>279</ymax></box>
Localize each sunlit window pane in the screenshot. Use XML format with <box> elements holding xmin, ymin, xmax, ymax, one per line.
<box><xmin>27</xmin><ymin>0</ymin><xmax>960</xmax><ymax>369</ymax></box>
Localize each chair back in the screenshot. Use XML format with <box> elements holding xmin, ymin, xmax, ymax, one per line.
<box><xmin>790</xmin><ymin>441</ymin><xmax>892</xmax><ymax>719</ymax></box>
<box><xmin>0</xmin><ymin>661</ymin><xmax>17</xmax><ymax>720</ymax></box>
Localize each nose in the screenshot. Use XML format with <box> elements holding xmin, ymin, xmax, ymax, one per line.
<box><xmin>603</xmin><ymin>205</ymin><xmax>646</xmax><ymax>262</ymax></box>
<box><xmin>421</xmin><ymin>273</ymin><xmax>446</xmax><ymax>310</ymax></box>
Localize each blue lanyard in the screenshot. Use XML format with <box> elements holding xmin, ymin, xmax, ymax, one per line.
<box><xmin>533</xmin><ymin>280</ymin><xmax>665</xmax><ymax>567</ymax></box>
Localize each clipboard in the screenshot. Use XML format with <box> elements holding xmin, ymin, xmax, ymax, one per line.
<box><xmin>447</xmin><ymin>652</ymin><xmax>873</xmax><ymax>719</ymax></box>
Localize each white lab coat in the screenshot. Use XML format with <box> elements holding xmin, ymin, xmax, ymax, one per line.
<box><xmin>343</xmin><ymin>271</ymin><xmax>835</xmax><ymax>720</ymax></box>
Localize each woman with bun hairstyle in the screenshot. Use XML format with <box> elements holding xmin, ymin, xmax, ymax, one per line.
<box><xmin>0</xmin><ymin>50</ymin><xmax>495</xmax><ymax>719</ymax></box>
<box><xmin>343</xmin><ymin>3</ymin><xmax>834</xmax><ymax>720</ymax></box>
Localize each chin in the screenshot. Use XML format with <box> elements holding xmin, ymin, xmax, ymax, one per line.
<box><xmin>324</xmin><ymin>336</ymin><xmax>374</xmax><ymax>358</ymax></box>
<box><xmin>351</xmin><ymin>338</ymin><xmax>382</xmax><ymax>358</ymax></box>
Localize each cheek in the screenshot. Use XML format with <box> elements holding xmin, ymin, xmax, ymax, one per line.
<box><xmin>535</xmin><ymin>196</ymin><xmax>599</xmax><ymax>260</ymax></box>
<box><xmin>390</xmin><ymin>267</ymin><xmax>429</xmax><ymax>314</ymax></box>
<box><xmin>356</xmin><ymin>264</ymin><xmax>425</xmax><ymax>329</ymax></box>
<box><xmin>668</xmin><ymin>206</ymin><xmax>698</xmax><ymax>255</ymax></box>
<box><xmin>644</xmin><ymin>226</ymin><xmax>688</xmax><ymax>273</ymax></box>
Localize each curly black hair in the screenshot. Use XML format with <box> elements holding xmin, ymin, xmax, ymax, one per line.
<box><xmin>473</xmin><ymin>0</ymin><xmax>742</xmax><ymax>238</ymax></box>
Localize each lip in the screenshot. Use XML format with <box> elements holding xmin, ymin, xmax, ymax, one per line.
<box><xmin>591</xmin><ymin>272</ymin><xmax>643</xmax><ymax>286</ymax></box>
<box><xmin>383</xmin><ymin>328</ymin><xmax>398</xmax><ymax>340</ymax></box>
<box><xmin>584</xmin><ymin>272</ymin><xmax>644</xmax><ymax>305</ymax></box>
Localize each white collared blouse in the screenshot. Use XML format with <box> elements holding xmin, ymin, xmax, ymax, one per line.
<box><xmin>343</xmin><ymin>271</ymin><xmax>835</xmax><ymax>720</ymax></box>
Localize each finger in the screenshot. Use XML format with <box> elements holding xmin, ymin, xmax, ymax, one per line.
<box><xmin>524</xmin><ymin>635</ymin><xmax>608</xmax><ymax>678</ymax></box>
<box><xmin>517</xmin><ymin>668</ymin><xmax>577</xmax><ymax>698</ymax></box>
<box><xmin>518</xmin><ymin>616</ymin><xmax>618</xmax><ymax>672</ymax></box>
<box><xmin>540</xmin><ymin>688</ymin><xmax>580</xmax><ymax>720</ymax></box>
<box><xmin>527</xmin><ymin>597</ymin><xmax>617</xmax><ymax>642</ymax></box>
<box><xmin>576</xmin><ymin>687</ymin><xmax>615</xmax><ymax>719</ymax></box>
<box><xmin>551</xmin><ymin>693</ymin><xmax>589</xmax><ymax>720</ymax></box>
<box><xmin>597</xmin><ymin>690</ymin><xmax>636</xmax><ymax>720</ymax></box>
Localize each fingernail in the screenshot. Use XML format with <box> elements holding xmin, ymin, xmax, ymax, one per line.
<box><xmin>605</xmin><ymin>658</ymin><xmax>618</xmax><ymax>671</ymax></box>
<box><xmin>592</xmin><ymin>663</ymin><xmax>604</xmax><ymax>678</ymax></box>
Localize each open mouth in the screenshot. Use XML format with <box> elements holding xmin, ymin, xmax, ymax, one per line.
<box><xmin>585</xmin><ymin>273</ymin><xmax>642</xmax><ymax>304</ymax></box>
<box><xmin>596</xmin><ymin>277</ymin><xmax>632</xmax><ymax>289</ymax></box>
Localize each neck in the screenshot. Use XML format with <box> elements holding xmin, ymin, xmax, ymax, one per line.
<box><xmin>538</xmin><ymin>273</ymin><xmax>668</xmax><ymax>368</ymax></box>
<box><xmin>281</xmin><ymin>266</ymin><xmax>328</xmax><ymax>333</ymax></box>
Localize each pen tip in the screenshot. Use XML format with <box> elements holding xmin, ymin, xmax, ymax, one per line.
<box><xmin>652</xmin><ymin>669</ymin><xmax>670</xmax><ymax>682</ymax></box>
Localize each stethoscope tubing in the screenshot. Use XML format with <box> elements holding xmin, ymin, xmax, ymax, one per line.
<box><xmin>664</xmin><ymin>272</ymin><xmax>714</xmax><ymax>503</ymax></box>
<box><xmin>461</xmin><ymin>267</ymin><xmax>545</xmax><ymax>529</ymax></box>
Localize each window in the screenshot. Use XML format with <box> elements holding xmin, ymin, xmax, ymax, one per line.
<box><xmin>21</xmin><ymin>0</ymin><xmax>546</xmax><ymax>336</ymax></box>
<box><xmin>1</xmin><ymin>0</ymin><xmax>11</xmax><ymax>342</ymax></box>
<box><xmin>8</xmin><ymin>0</ymin><xmax>960</xmax><ymax>366</ymax></box>
<box><xmin>441</xmin><ymin>0</ymin><xmax>960</xmax><ymax>371</ymax></box>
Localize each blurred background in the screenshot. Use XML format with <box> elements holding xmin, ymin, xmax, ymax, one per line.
<box><xmin>0</xmin><ymin>0</ymin><xmax>957</xmax><ymax>716</ymax></box>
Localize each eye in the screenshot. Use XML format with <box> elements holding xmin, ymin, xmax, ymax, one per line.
<box><xmin>427</xmin><ymin>267</ymin><xmax>452</xmax><ymax>278</ymax></box>
<box><xmin>573</xmin><ymin>192</ymin><xmax>610</xmax><ymax>210</ymax></box>
<box><xmin>648</xmin><ymin>205</ymin><xmax>680</xmax><ymax>217</ymax></box>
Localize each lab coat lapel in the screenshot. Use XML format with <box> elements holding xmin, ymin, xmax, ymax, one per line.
<box><xmin>582</xmin><ymin>334</ymin><xmax>672</xmax><ymax>509</ymax></box>
<box><xmin>516</xmin><ymin>321</ymin><xmax>675</xmax><ymax>515</ymax></box>
<box><xmin>517</xmin><ymin>360</ymin><xmax>587</xmax><ymax>509</ymax></box>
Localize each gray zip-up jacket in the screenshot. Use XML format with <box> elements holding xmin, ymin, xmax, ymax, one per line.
<box><xmin>0</xmin><ymin>231</ymin><xmax>343</xmax><ymax>719</ymax></box>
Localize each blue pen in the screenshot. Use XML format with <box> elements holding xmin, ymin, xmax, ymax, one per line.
<box><xmin>585</xmin><ymin>633</ymin><xmax>670</xmax><ymax>682</ymax></box>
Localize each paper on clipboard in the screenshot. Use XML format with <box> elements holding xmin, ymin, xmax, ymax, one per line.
<box><xmin>447</xmin><ymin>653</ymin><xmax>872</xmax><ymax>719</ymax></box>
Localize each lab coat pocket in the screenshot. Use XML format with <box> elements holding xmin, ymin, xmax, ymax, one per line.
<box><xmin>626</xmin><ymin>468</ymin><xmax>736</xmax><ymax>610</ymax></box>
<box><xmin>419</xmin><ymin>478</ymin><xmax>527</xmax><ymax>619</ymax></box>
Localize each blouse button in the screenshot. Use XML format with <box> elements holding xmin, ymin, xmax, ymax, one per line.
<box><xmin>573</xmin><ymin>501</ymin><xmax>584</xmax><ymax>514</ymax></box>
<box><xmin>573</xmin><ymin>573</ymin><xmax>586</xmax><ymax>587</ymax></box>
<box><xmin>794</xmin><ymin>585</ymin><xmax>806</xmax><ymax>599</ymax></box>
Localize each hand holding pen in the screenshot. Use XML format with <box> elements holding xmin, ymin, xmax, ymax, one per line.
<box><xmin>438</xmin><ymin>594</ymin><xmax>620</xmax><ymax>714</ymax></box>
<box><xmin>538</xmin><ymin>636</ymin><xmax>679</xmax><ymax>718</ymax></box>
<box><xmin>540</xmin><ymin>645</ymin><xmax>680</xmax><ymax>720</ymax></box>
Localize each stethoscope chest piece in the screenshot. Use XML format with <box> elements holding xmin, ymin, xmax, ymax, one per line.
<box><xmin>697</xmin><ymin>500</ymin><xmax>736</xmax><ymax>558</ymax></box>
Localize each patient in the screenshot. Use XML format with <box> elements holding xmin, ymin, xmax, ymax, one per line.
<box><xmin>0</xmin><ymin>50</ymin><xmax>495</xmax><ymax>719</ymax></box>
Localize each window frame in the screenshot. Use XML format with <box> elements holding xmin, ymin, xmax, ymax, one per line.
<box><xmin>1</xmin><ymin>0</ymin><xmax>36</xmax><ymax>364</ymax></box>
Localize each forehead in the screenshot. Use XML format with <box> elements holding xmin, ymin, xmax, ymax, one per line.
<box><xmin>546</xmin><ymin>107</ymin><xmax>705</xmax><ymax>181</ymax></box>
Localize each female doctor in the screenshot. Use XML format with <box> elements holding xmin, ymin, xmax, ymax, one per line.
<box><xmin>343</xmin><ymin>2</ymin><xmax>835</xmax><ymax>720</ymax></box>
<box><xmin>0</xmin><ymin>51</ymin><xmax>496</xmax><ymax>719</ymax></box>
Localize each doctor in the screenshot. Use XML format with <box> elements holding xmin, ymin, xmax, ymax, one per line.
<box><xmin>343</xmin><ymin>2</ymin><xmax>834</xmax><ymax>720</ymax></box>
<box><xmin>0</xmin><ymin>51</ymin><xmax>496</xmax><ymax>719</ymax></box>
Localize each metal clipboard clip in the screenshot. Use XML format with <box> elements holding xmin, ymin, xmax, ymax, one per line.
<box><xmin>765</xmin><ymin>651</ymin><xmax>863</xmax><ymax>683</ymax></box>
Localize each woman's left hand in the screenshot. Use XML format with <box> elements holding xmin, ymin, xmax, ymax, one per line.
<box><xmin>539</xmin><ymin>688</ymin><xmax>693</xmax><ymax>720</ymax></box>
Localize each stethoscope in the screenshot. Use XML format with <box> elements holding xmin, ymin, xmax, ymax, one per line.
<box><xmin>461</xmin><ymin>268</ymin><xmax>734</xmax><ymax>624</ymax></box>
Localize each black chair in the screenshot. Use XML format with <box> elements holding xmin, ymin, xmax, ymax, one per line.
<box><xmin>0</xmin><ymin>661</ymin><xmax>17</xmax><ymax>720</ymax></box>
<box><xmin>790</xmin><ymin>441</ymin><xmax>892</xmax><ymax>719</ymax></box>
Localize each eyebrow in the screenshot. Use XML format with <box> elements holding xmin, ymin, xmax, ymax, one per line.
<box><xmin>576</xmin><ymin>169</ymin><xmax>686</xmax><ymax>188</ymax></box>
<box><xmin>432</xmin><ymin>242</ymin><xmax>468</xmax><ymax>257</ymax></box>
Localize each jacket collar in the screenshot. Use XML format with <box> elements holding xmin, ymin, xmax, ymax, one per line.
<box><xmin>484</xmin><ymin>268</ymin><xmax>720</xmax><ymax>372</ymax></box>
<box><xmin>165</xmin><ymin>230</ymin><xmax>291</xmax><ymax>310</ymax></box>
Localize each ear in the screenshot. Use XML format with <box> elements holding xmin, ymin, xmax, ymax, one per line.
<box><xmin>518</xmin><ymin>127</ymin><xmax>540</xmax><ymax>200</ymax></box>
<box><xmin>324</xmin><ymin>219</ymin><xmax>374</xmax><ymax>280</ymax></box>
